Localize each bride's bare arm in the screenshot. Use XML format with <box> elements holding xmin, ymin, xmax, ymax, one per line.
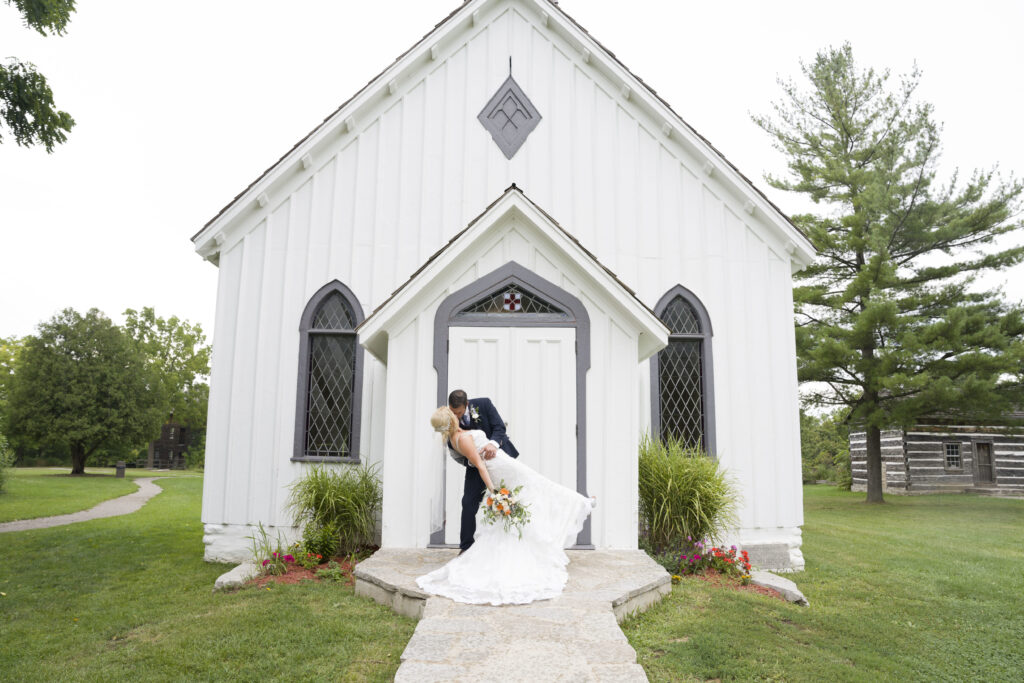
<box><xmin>454</xmin><ymin>432</ymin><xmax>496</xmax><ymax>490</ymax></box>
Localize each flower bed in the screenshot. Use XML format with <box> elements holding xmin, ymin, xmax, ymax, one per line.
<box><xmin>249</xmin><ymin>555</ymin><xmax>360</xmax><ymax>588</ymax></box>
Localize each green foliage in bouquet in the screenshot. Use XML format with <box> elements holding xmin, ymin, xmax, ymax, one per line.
<box><xmin>287</xmin><ymin>464</ymin><xmax>382</xmax><ymax>555</ymax></box>
<box><xmin>480</xmin><ymin>480</ymin><xmax>531</xmax><ymax>538</ymax></box>
<box><xmin>638</xmin><ymin>435</ymin><xmax>738</xmax><ymax>554</ymax></box>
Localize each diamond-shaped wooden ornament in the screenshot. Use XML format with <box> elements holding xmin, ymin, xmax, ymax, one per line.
<box><xmin>478</xmin><ymin>76</ymin><xmax>542</xmax><ymax>159</ymax></box>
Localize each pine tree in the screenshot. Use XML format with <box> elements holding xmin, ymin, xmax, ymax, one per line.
<box><xmin>754</xmin><ymin>44</ymin><xmax>1024</xmax><ymax>502</ymax></box>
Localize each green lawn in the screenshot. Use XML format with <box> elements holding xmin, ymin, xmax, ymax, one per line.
<box><xmin>1</xmin><ymin>468</ymin><xmax>139</xmax><ymax>522</ymax></box>
<box><xmin>622</xmin><ymin>486</ymin><xmax>1024</xmax><ymax>681</ymax></box>
<box><xmin>3</xmin><ymin>477</ymin><xmax>1021</xmax><ymax>681</ymax></box>
<box><xmin>0</xmin><ymin>476</ymin><xmax>416</xmax><ymax>681</ymax></box>
<box><xmin>1</xmin><ymin>467</ymin><xmax>199</xmax><ymax>523</ymax></box>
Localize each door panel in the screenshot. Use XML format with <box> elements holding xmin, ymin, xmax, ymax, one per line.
<box><xmin>445</xmin><ymin>327</ymin><xmax>576</xmax><ymax>544</ymax></box>
<box><xmin>975</xmin><ymin>442</ymin><xmax>994</xmax><ymax>483</ymax></box>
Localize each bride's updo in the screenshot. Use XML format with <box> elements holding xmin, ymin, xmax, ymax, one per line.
<box><xmin>430</xmin><ymin>406</ymin><xmax>458</xmax><ymax>440</ymax></box>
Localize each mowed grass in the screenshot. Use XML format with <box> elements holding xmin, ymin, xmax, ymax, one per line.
<box><xmin>1</xmin><ymin>468</ymin><xmax>142</xmax><ymax>522</ymax></box>
<box><xmin>0</xmin><ymin>476</ymin><xmax>416</xmax><ymax>681</ymax></box>
<box><xmin>623</xmin><ymin>486</ymin><xmax>1024</xmax><ymax>681</ymax></box>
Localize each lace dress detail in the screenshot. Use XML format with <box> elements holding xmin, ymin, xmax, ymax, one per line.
<box><xmin>416</xmin><ymin>430</ymin><xmax>594</xmax><ymax>605</ymax></box>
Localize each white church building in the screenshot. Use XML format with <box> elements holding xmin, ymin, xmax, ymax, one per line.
<box><xmin>193</xmin><ymin>0</ymin><xmax>814</xmax><ymax>570</ymax></box>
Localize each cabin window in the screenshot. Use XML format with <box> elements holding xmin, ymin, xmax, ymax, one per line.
<box><xmin>944</xmin><ymin>442</ymin><xmax>962</xmax><ymax>470</ymax></box>
<box><xmin>294</xmin><ymin>282</ymin><xmax>365</xmax><ymax>462</ymax></box>
<box><xmin>651</xmin><ymin>286</ymin><xmax>714</xmax><ymax>454</ymax></box>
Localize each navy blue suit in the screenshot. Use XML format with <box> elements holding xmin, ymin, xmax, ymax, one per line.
<box><xmin>451</xmin><ymin>397</ymin><xmax>518</xmax><ymax>551</ymax></box>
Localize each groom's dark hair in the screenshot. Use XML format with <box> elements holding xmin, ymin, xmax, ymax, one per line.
<box><xmin>448</xmin><ymin>389</ymin><xmax>468</xmax><ymax>409</ymax></box>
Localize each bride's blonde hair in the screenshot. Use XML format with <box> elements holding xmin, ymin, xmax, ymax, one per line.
<box><xmin>430</xmin><ymin>406</ymin><xmax>459</xmax><ymax>440</ymax></box>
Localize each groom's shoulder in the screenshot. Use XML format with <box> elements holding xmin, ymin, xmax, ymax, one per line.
<box><xmin>470</xmin><ymin>396</ymin><xmax>493</xmax><ymax>407</ymax></box>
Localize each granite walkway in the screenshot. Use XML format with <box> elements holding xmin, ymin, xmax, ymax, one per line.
<box><xmin>0</xmin><ymin>477</ymin><xmax>165</xmax><ymax>533</ymax></box>
<box><xmin>355</xmin><ymin>548</ymin><xmax>671</xmax><ymax>682</ymax></box>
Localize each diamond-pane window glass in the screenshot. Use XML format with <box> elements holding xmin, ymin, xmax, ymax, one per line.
<box><xmin>944</xmin><ymin>443</ymin><xmax>961</xmax><ymax>469</ymax></box>
<box><xmin>460</xmin><ymin>286</ymin><xmax>566</xmax><ymax>316</ymax></box>
<box><xmin>659</xmin><ymin>340</ymin><xmax>704</xmax><ymax>449</ymax></box>
<box><xmin>313</xmin><ymin>292</ymin><xmax>356</xmax><ymax>329</ymax></box>
<box><xmin>661</xmin><ymin>297</ymin><xmax>701</xmax><ymax>335</ymax></box>
<box><xmin>654</xmin><ymin>289</ymin><xmax>711</xmax><ymax>452</ymax></box>
<box><xmin>306</xmin><ymin>334</ymin><xmax>355</xmax><ymax>457</ymax></box>
<box><xmin>296</xmin><ymin>282</ymin><xmax>364</xmax><ymax>462</ymax></box>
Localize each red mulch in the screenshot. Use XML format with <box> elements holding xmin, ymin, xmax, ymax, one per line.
<box><xmin>685</xmin><ymin>568</ymin><xmax>786</xmax><ymax>601</ymax></box>
<box><xmin>249</xmin><ymin>557</ymin><xmax>359</xmax><ymax>588</ymax></box>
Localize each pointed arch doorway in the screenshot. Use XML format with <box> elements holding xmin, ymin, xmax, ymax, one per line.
<box><xmin>431</xmin><ymin>261</ymin><xmax>592</xmax><ymax>547</ymax></box>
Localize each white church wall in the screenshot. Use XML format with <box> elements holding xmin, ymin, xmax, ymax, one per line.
<box><xmin>200</xmin><ymin>0</ymin><xmax>804</xmax><ymax>564</ymax></box>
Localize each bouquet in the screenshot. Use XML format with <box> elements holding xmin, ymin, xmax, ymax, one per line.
<box><xmin>481</xmin><ymin>480</ymin><xmax>531</xmax><ymax>538</ymax></box>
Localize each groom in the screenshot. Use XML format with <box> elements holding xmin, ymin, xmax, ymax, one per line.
<box><xmin>447</xmin><ymin>389</ymin><xmax>519</xmax><ymax>552</ymax></box>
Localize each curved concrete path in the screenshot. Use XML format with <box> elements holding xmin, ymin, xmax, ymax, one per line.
<box><xmin>0</xmin><ymin>477</ymin><xmax>165</xmax><ymax>533</ymax></box>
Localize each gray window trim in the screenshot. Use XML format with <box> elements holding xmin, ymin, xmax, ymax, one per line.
<box><xmin>431</xmin><ymin>261</ymin><xmax>592</xmax><ymax>547</ymax></box>
<box><xmin>649</xmin><ymin>285</ymin><xmax>717</xmax><ymax>457</ymax></box>
<box><xmin>293</xmin><ymin>280</ymin><xmax>366</xmax><ymax>464</ymax></box>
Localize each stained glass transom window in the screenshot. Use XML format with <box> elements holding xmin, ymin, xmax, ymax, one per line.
<box><xmin>460</xmin><ymin>286</ymin><xmax>566</xmax><ymax>316</ymax></box>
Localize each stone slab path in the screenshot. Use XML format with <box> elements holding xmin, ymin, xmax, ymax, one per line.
<box><xmin>0</xmin><ymin>477</ymin><xmax>165</xmax><ymax>533</ymax></box>
<box><xmin>356</xmin><ymin>548</ymin><xmax>670</xmax><ymax>682</ymax></box>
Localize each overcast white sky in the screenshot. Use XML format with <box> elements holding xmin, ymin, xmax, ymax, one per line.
<box><xmin>1</xmin><ymin>0</ymin><xmax>1022</xmax><ymax>342</ymax></box>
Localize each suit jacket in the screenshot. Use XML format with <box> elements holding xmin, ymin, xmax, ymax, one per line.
<box><xmin>448</xmin><ymin>396</ymin><xmax>519</xmax><ymax>465</ymax></box>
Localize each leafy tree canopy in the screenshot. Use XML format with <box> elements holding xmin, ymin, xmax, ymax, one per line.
<box><xmin>755</xmin><ymin>44</ymin><xmax>1024</xmax><ymax>502</ymax></box>
<box><xmin>122</xmin><ymin>307</ymin><xmax>211</xmax><ymax>431</ymax></box>
<box><xmin>1</xmin><ymin>0</ymin><xmax>76</xmax><ymax>151</ymax></box>
<box><xmin>6</xmin><ymin>308</ymin><xmax>165</xmax><ymax>474</ymax></box>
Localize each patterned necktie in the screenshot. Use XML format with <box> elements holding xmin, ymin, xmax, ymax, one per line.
<box><xmin>460</xmin><ymin>412</ymin><xmax>470</xmax><ymax>428</ymax></box>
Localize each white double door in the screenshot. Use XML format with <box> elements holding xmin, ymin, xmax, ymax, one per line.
<box><xmin>444</xmin><ymin>326</ymin><xmax>577</xmax><ymax>545</ymax></box>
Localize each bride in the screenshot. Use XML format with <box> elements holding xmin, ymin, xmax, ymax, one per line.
<box><xmin>416</xmin><ymin>406</ymin><xmax>595</xmax><ymax>605</ymax></box>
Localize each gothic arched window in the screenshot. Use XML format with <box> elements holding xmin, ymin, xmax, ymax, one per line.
<box><xmin>651</xmin><ymin>286</ymin><xmax>715</xmax><ymax>454</ymax></box>
<box><xmin>293</xmin><ymin>281</ymin><xmax>365</xmax><ymax>462</ymax></box>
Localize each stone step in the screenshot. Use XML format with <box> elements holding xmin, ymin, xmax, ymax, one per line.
<box><xmin>357</xmin><ymin>548</ymin><xmax>671</xmax><ymax>682</ymax></box>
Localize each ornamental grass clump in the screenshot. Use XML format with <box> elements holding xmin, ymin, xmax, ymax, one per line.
<box><xmin>287</xmin><ymin>463</ymin><xmax>382</xmax><ymax>556</ymax></box>
<box><xmin>638</xmin><ymin>435</ymin><xmax>738</xmax><ymax>554</ymax></box>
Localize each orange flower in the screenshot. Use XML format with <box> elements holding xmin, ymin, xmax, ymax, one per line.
<box><xmin>486</xmin><ymin>497</ymin><xmax>493</xmax><ymax>506</ymax></box>
<box><xmin>504</xmin><ymin>508</ymin><xmax>511</xmax><ymax>516</ymax></box>
<box><xmin>500</xmin><ymin>488</ymin><xmax>509</xmax><ymax>495</ymax></box>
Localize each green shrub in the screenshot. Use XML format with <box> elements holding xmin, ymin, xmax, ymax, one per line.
<box><xmin>301</xmin><ymin>520</ymin><xmax>341</xmax><ymax>559</ymax></box>
<box><xmin>0</xmin><ymin>433</ymin><xmax>13</xmax><ymax>494</ymax></box>
<box><xmin>638</xmin><ymin>435</ymin><xmax>738</xmax><ymax>554</ymax></box>
<box><xmin>287</xmin><ymin>463</ymin><xmax>382</xmax><ymax>555</ymax></box>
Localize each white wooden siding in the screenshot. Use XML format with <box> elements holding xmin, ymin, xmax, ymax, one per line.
<box><xmin>201</xmin><ymin>5</ymin><xmax>802</xmax><ymax>552</ymax></box>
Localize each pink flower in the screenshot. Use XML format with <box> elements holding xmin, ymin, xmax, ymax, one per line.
<box><xmin>694</xmin><ymin>554</ymin><xmax>701</xmax><ymax>560</ymax></box>
<box><xmin>262</xmin><ymin>559</ymin><xmax>270</xmax><ymax>566</ymax></box>
<box><xmin>283</xmin><ymin>555</ymin><xmax>295</xmax><ymax>563</ymax></box>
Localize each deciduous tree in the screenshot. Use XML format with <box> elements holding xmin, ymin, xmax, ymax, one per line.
<box><xmin>7</xmin><ymin>309</ymin><xmax>164</xmax><ymax>474</ymax></box>
<box><xmin>755</xmin><ymin>44</ymin><xmax>1024</xmax><ymax>503</ymax></box>
<box><xmin>1</xmin><ymin>0</ymin><xmax>76</xmax><ymax>151</ymax></box>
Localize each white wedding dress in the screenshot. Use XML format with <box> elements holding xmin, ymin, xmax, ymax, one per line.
<box><xmin>416</xmin><ymin>429</ymin><xmax>595</xmax><ymax>605</ymax></box>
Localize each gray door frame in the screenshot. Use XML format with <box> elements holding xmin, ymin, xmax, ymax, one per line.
<box><xmin>430</xmin><ymin>261</ymin><xmax>593</xmax><ymax>547</ymax></box>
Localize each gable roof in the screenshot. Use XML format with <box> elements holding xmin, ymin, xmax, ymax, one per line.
<box><xmin>192</xmin><ymin>0</ymin><xmax>816</xmax><ymax>269</ymax></box>
<box><xmin>357</xmin><ymin>184</ymin><xmax>670</xmax><ymax>363</ymax></box>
